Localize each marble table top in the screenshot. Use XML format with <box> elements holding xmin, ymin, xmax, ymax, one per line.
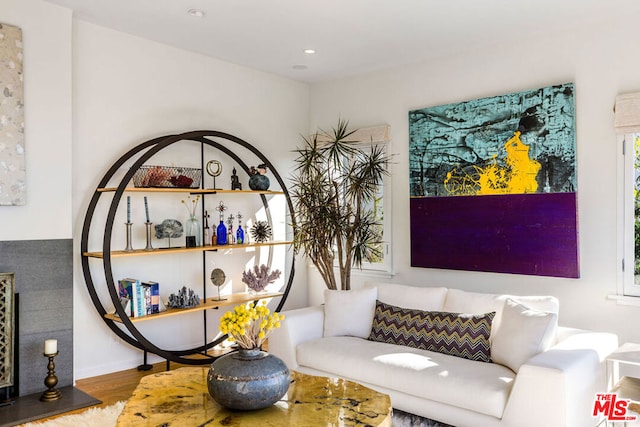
<box><xmin>117</xmin><ymin>366</ymin><xmax>391</xmax><ymax>426</ymax></box>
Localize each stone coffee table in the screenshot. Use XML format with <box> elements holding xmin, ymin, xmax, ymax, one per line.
<box><xmin>117</xmin><ymin>367</ymin><xmax>392</xmax><ymax>426</ymax></box>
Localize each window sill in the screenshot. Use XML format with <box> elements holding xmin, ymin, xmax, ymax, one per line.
<box><xmin>349</xmin><ymin>268</ymin><xmax>395</xmax><ymax>280</ymax></box>
<box><xmin>607</xmin><ymin>294</ymin><xmax>640</xmax><ymax>307</ymax></box>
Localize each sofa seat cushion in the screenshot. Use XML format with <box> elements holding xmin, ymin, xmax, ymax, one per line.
<box><xmin>297</xmin><ymin>336</ymin><xmax>515</xmax><ymax>418</ymax></box>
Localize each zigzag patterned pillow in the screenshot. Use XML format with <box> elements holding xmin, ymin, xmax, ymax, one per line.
<box><xmin>368</xmin><ymin>300</ymin><xmax>495</xmax><ymax>362</ymax></box>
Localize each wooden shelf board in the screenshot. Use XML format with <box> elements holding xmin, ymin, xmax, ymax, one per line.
<box><xmin>104</xmin><ymin>292</ymin><xmax>284</xmax><ymax>323</ymax></box>
<box><xmin>83</xmin><ymin>240</ymin><xmax>293</xmax><ymax>258</ymax></box>
<box><xmin>98</xmin><ymin>187</ymin><xmax>283</xmax><ymax>195</ymax></box>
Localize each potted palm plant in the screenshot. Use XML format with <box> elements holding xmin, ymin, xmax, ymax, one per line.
<box><xmin>291</xmin><ymin>118</ymin><xmax>392</xmax><ymax>290</ymax></box>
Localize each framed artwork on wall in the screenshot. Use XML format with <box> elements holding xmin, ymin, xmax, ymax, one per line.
<box><xmin>408</xmin><ymin>83</ymin><xmax>579</xmax><ymax>278</ymax></box>
<box><xmin>0</xmin><ymin>23</ymin><xmax>25</xmax><ymax>206</ymax></box>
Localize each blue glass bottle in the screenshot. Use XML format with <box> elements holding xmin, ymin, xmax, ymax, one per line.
<box><xmin>236</xmin><ymin>224</ymin><xmax>244</xmax><ymax>244</ymax></box>
<box><xmin>216</xmin><ymin>220</ymin><xmax>227</xmax><ymax>245</ymax></box>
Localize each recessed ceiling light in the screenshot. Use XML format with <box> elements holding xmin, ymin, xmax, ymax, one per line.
<box><xmin>187</xmin><ymin>8</ymin><xmax>205</xmax><ymax>18</ymax></box>
<box><xmin>304</xmin><ymin>49</ymin><xmax>316</xmax><ymax>54</ymax></box>
<box><xmin>292</xmin><ymin>65</ymin><xmax>308</xmax><ymax>70</ymax></box>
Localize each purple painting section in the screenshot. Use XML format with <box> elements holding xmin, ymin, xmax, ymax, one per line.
<box><xmin>410</xmin><ymin>192</ymin><xmax>579</xmax><ymax>278</ymax></box>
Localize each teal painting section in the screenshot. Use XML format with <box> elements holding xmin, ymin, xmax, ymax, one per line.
<box><xmin>409</xmin><ymin>83</ymin><xmax>576</xmax><ymax>197</ymax></box>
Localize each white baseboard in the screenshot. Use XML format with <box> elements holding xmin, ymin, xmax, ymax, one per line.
<box><xmin>74</xmin><ymin>352</ymin><xmax>165</xmax><ymax>380</ymax></box>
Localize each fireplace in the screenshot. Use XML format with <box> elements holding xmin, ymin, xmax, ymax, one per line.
<box><xmin>0</xmin><ymin>239</ymin><xmax>74</xmax><ymax>396</ymax></box>
<box><xmin>0</xmin><ymin>273</ymin><xmax>16</xmax><ymax>403</ymax></box>
<box><xmin>0</xmin><ymin>239</ymin><xmax>101</xmax><ymax>426</ymax></box>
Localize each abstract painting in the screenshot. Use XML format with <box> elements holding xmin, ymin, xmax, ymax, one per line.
<box><xmin>409</xmin><ymin>83</ymin><xmax>579</xmax><ymax>278</ymax></box>
<box><xmin>0</xmin><ymin>23</ymin><xmax>25</xmax><ymax>206</ymax></box>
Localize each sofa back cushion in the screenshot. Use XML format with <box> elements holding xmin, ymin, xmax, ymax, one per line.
<box><xmin>323</xmin><ymin>287</ymin><xmax>378</xmax><ymax>338</ymax></box>
<box><xmin>369</xmin><ymin>282</ymin><xmax>448</xmax><ymax>311</ymax></box>
<box><xmin>490</xmin><ymin>298</ymin><xmax>558</xmax><ymax>372</ymax></box>
<box><xmin>368</xmin><ymin>300</ymin><xmax>495</xmax><ymax>362</ymax></box>
<box><xmin>443</xmin><ymin>289</ymin><xmax>559</xmax><ymax>337</ymax></box>
<box><xmin>443</xmin><ymin>289</ymin><xmax>559</xmax><ymax>371</ymax></box>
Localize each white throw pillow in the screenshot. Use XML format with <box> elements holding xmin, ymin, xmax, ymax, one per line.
<box><xmin>491</xmin><ymin>298</ymin><xmax>558</xmax><ymax>372</ymax></box>
<box><xmin>323</xmin><ymin>287</ymin><xmax>378</xmax><ymax>338</ymax></box>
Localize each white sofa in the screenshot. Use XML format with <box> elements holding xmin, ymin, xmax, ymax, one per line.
<box><xmin>269</xmin><ymin>283</ymin><xmax>618</xmax><ymax>427</ymax></box>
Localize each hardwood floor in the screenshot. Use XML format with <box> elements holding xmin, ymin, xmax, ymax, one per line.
<box><xmin>75</xmin><ymin>361</ymin><xmax>191</xmax><ymax>408</ymax></box>
<box><xmin>34</xmin><ymin>361</ymin><xmax>191</xmax><ymax>422</ymax></box>
<box><xmin>36</xmin><ymin>346</ymin><xmax>245</xmax><ymax>422</ymax></box>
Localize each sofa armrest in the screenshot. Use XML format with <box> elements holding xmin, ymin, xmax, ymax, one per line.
<box><xmin>268</xmin><ymin>305</ymin><xmax>324</xmax><ymax>370</ymax></box>
<box><xmin>501</xmin><ymin>329</ymin><xmax>618</xmax><ymax>427</ymax></box>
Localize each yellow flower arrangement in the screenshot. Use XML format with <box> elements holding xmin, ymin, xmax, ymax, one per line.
<box><xmin>219</xmin><ymin>301</ymin><xmax>284</xmax><ymax>349</ymax></box>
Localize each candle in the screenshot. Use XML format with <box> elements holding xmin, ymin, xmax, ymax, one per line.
<box><xmin>44</xmin><ymin>339</ymin><xmax>57</xmax><ymax>355</ymax></box>
<box><xmin>127</xmin><ymin>196</ymin><xmax>131</xmax><ymax>223</ymax></box>
<box><xmin>144</xmin><ymin>196</ymin><xmax>150</xmax><ymax>223</ymax></box>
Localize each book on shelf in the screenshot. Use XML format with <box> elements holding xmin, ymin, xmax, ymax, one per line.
<box><xmin>118</xmin><ymin>278</ymin><xmax>138</xmax><ymax>317</ymax></box>
<box><xmin>141</xmin><ymin>281</ymin><xmax>160</xmax><ymax>314</ymax></box>
<box><xmin>119</xmin><ymin>277</ymin><xmax>150</xmax><ymax>317</ymax></box>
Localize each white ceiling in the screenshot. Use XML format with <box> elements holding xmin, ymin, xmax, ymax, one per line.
<box><xmin>42</xmin><ymin>0</ymin><xmax>640</xmax><ymax>83</ymax></box>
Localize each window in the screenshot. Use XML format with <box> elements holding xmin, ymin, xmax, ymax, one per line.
<box><xmin>621</xmin><ymin>133</ymin><xmax>640</xmax><ymax>295</ymax></box>
<box><xmin>333</xmin><ymin>125</ymin><xmax>393</xmax><ymax>274</ymax></box>
<box><xmin>617</xmin><ymin>93</ymin><xmax>640</xmax><ymax>297</ymax></box>
<box><xmin>349</xmin><ymin>142</ymin><xmax>392</xmax><ymax>274</ymax></box>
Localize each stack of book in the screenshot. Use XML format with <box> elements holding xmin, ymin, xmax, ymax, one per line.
<box><xmin>118</xmin><ymin>278</ymin><xmax>161</xmax><ymax>317</ymax></box>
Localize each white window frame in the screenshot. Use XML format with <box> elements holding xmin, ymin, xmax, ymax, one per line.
<box><xmin>328</xmin><ymin>125</ymin><xmax>393</xmax><ymax>275</ymax></box>
<box><xmin>620</xmin><ymin>133</ymin><xmax>640</xmax><ymax>296</ymax></box>
<box><xmin>355</xmin><ymin>158</ymin><xmax>392</xmax><ymax>274</ymax></box>
<box><xmin>615</xmin><ymin>92</ymin><xmax>640</xmax><ymax>300</ymax></box>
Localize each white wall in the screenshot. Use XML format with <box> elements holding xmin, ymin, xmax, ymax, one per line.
<box><xmin>309</xmin><ymin>13</ymin><xmax>640</xmax><ymax>343</ymax></box>
<box><xmin>0</xmin><ymin>0</ymin><xmax>72</xmax><ymax>240</ymax></box>
<box><xmin>71</xmin><ymin>21</ymin><xmax>310</xmax><ymax>378</ymax></box>
<box><xmin>8</xmin><ymin>0</ymin><xmax>640</xmax><ymax>381</ymax></box>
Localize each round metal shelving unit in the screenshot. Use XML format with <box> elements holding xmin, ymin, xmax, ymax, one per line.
<box><xmin>80</xmin><ymin>130</ymin><xmax>295</xmax><ymax>365</ymax></box>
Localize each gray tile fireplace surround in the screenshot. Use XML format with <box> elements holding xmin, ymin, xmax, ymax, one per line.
<box><xmin>0</xmin><ymin>239</ymin><xmax>73</xmax><ymax>397</ymax></box>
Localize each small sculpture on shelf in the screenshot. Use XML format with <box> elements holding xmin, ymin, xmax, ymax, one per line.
<box><xmin>231</xmin><ymin>167</ymin><xmax>242</xmax><ymax>190</ymax></box>
<box><xmin>248</xmin><ymin>164</ymin><xmax>270</xmax><ymax>191</ymax></box>
<box><xmin>203</xmin><ymin>210</ymin><xmax>211</xmax><ymax>246</ymax></box>
<box><xmin>250</xmin><ymin>220</ymin><xmax>272</xmax><ymax>243</ymax></box>
<box><xmin>210</xmin><ymin>268</ymin><xmax>227</xmax><ymax>301</ymax></box>
<box><xmin>242</xmin><ymin>264</ymin><xmax>281</xmax><ymax>294</ymax></box>
<box><xmin>155</xmin><ymin>219</ymin><xmax>183</xmax><ymax>248</ymax></box>
<box><xmin>206</xmin><ymin>160</ymin><xmax>222</xmax><ymax>190</ymax></box>
<box><xmin>167</xmin><ymin>286</ymin><xmax>201</xmax><ymax>309</ymax></box>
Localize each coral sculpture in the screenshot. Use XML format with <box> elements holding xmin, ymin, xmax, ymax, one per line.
<box><xmin>242</xmin><ymin>264</ymin><xmax>281</xmax><ymax>293</ymax></box>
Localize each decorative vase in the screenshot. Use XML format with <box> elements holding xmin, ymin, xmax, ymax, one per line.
<box><xmin>236</xmin><ymin>224</ymin><xmax>244</xmax><ymax>244</ymax></box>
<box><xmin>207</xmin><ymin>348</ymin><xmax>290</xmax><ymax>410</ymax></box>
<box><xmin>185</xmin><ymin>215</ymin><xmax>200</xmax><ymax>247</ymax></box>
<box><xmin>216</xmin><ymin>220</ymin><xmax>227</xmax><ymax>245</ymax></box>
<box><xmin>249</xmin><ymin>174</ymin><xmax>270</xmax><ymax>191</ymax></box>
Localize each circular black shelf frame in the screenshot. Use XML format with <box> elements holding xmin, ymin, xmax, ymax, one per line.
<box><xmin>80</xmin><ymin>130</ymin><xmax>296</xmax><ymax>365</ymax></box>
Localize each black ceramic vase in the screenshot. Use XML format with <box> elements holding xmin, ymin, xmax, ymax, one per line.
<box><xmin>207</xmin><ymin>348</ymin><xmax>290</xmax><ymax>410</ymax></box>
<box><xmin>248</xmin><ymin>173</ymin><xmax>270</xmax><ymax>191</ymax></box>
